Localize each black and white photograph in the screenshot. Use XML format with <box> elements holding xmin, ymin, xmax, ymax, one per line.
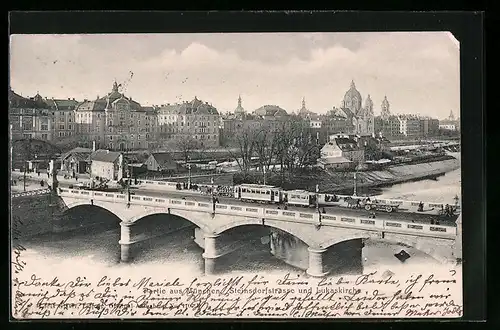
<box><xmin>10</xmin><ymin>29</ymin><xmax>465</xmax><ymax>319</ymax></box>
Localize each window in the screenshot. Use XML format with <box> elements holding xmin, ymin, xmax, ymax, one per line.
<box><xmin>41</xmin><ymin>124</ymin><xmax>48</xmax><ymax>131</ymax></box>
<box><xmin>110</xmin><ymin>136</ymin><xmax>113</xmax><ymax>141</ymax></box>
<box><xmin>22</xmin><ymin>123</ymin><xmax>31</xmax><ymax>130</ymax></box>
<box><xmin>23</xmin><ymin>133</ymin><xmax>31</xmax><ymax>139</ymax></box>
<box><xmin>59</xmin><ymin>132</ymin><xmax>64</xmax><ymax>137</ymax></box>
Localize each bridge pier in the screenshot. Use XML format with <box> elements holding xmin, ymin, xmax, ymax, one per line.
<box><xmin>306</xmin><ymin>247</ymin><xmax>329</xmax><ymax>277</ymax></box>
<box><xmin>202</xmin><ymin>233</ymin><xmax>220</xmax><ymax>275</ymax></box>
<box><xmin>119</xmin><ymin>221</ymin><xmax>133</xmax><ymax>263</ymax></box>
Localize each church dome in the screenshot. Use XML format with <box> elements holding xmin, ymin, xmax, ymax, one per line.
<box><xmin>343</xmin><ymin>80</ymin><xmax>362</xmax><ymax>114</ymax></box>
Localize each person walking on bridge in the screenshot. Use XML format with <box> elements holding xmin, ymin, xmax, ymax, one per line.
<box><xmin>418</xmin><ymin>201</ymin><xmax>424</xmax><ymax>212</ymax></box>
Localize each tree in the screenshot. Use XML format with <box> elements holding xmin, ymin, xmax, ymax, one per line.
<box><xmin>54</xmin><ymin>134</ymin><xmax>88</xmax><ymax>152</ymax></box>
<box><xmin>254</xmin><ymin>126</ymin><xmax>278</xmax><ymax>175</ymax></box>
<box><xmin>224</xmin><ymin>125</ymin><xmax>258</xmax><ymax>179</ymax></box>
<box><xmin>176</xmin><ymin>135</ymin><xmax>199</xmax><ymax>163</ymax></box>
<box><xmin>364</xmin><ymin>143</ymin><xmax>381</xmax><ymax>161</ymax></box>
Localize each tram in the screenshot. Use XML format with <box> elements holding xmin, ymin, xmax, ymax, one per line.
<box><xmin>234</xmin><ymin>184</ymin><xmax>283</xmax><ymax>203</ymax></box>
<box><xmin>283</xmin><ymin>190</ymin><xmax>317</xmax><ymax>207</ymax></box>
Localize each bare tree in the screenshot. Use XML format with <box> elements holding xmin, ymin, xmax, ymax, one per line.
<box><xmin>176</xmin><ymin>135</ymin><xmax>199</xmax><ymax>163</ymax></box>
<box><xmin>254</xmin><ymin>126</ymin><xmax>278</xmax><ymax>175</ymax></box>
<box><xmin>224</xmin><ymin>125</ymin><xmax>258</xmax><ymax>178</ymax></box>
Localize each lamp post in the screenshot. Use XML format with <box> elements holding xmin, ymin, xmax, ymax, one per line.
<box><xmin>263</xmin><ymin>166</ymin><xmax>266</xmax><ymax>186</ymax></box>
<box><xmin>315</xmin><ymin>184</ymin><xmax>319</xmax><ymax>211</ymax></box>
<box><xmin>353</xmin><ymin>171</ymin><xmax>357</xmax><ymax>197</ymax></box>
<box><xmin>187</xmin><ymin>163</ymin><xmax>192</xmax><ymax>189</ymax></box>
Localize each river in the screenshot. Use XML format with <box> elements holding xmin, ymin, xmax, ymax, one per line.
<box><xmin>17</xmin><ymin>155</ymin><xmax>461</xmax><ymax>278</ymax></box>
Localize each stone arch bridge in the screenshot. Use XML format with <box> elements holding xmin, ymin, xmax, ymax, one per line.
<box><xmin>55</xmin><ymin>188</ymin><xmax>461</xmax><ymax>277</ymax></box>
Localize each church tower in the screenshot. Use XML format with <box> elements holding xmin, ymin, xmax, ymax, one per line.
<box><xmin>299</xmin><ymin>97</ymin><xmax>309</xmax><ymax>117</ymax></box>
<box><xmin>381</xmin><ymin>95</ymin><xmax>391</xmax><ymax>120</ymax></box>
<box><xmin>234</xmin><ymin>94</ymin><xmax>245</xmax><ymax>118</ymax></box>
<box><xmin>448</xmin><ymin>110</ymin><xmax>455</xmax><ymax>121</ymax></box>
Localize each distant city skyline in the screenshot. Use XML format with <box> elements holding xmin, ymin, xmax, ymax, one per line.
<box><xmin>10</xmin><ymin>32</ymin><xmax>460</xmax><ymax>118</ymax></box>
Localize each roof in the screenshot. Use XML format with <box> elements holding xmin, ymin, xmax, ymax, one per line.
<box><xmin>62</xmin><ymin>147</ymin><xmax>93</xmax><ymax>161</ymax></box>
<box><xmin>254</xmin><ymin>105</ymin><xmax>288</xmax><ymax>117</ymax></box>
<box><xmin>75</xmin><ymin>82</ymin><xmax>143</xmax><ymax>112</ymax></box>
<box><xmin>91</xmin><ymin>150</ymin><xmax>122</xmax><ymax>163</ymax></box>
<box><xmin>158</xmin><ymin>97</ymin><xmax>219</xmax><ymax>116</ymax></box>
<box><xmin>9</xmin><ymin>90</ymin><xmax>48</xmax><ymax>109</ymax></box>
<box><xmin>150</xmin><ymin>153</ymin><xmax>176</xmax><ymax>166</ymax></box>
<box><xmin>75</xmin><ymin>99</ymin><xmax>107</xmax><ymax>112</ymax></box>
<box><xmin>45</xmin><ymin>98</ymin><xmax>79</xmax><ymax>110</ymax></box>
<box><xmin>318</xmin><ymin>156</ymin><xmax>353</xmax><ymax>164</ymax></box>
<box><xmin>238</xmin><ymin>184</ymin><xmax>276</xmax><ymax>189</ymax></box>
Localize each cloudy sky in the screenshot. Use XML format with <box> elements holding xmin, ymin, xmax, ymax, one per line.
<box><xmin>9</xmin><ymin>32</ymin><xmax>459</xmax><ymax>118</ymax></box>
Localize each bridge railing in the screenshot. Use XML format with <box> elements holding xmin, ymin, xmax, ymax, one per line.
<box><xmin>127</xmin><ymin>178</ymin><xmax>457</xmax><ymax>213</ymax></box>
<box><xmin>11</xmin><ymin>188</ymin><xmax>52</xmax><ymax>199</ymax></box>
<box><xmin>58</xmin><ymin>189</ymin><xmax>457</xmax><ymax>239</ymax></box>
<box><xmin>326</xmin><ymin>194</ymin><xmax>459</xmax><ymax>213</ymax></box>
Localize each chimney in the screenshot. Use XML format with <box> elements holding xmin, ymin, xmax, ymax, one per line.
<box><xmin>92</xmin><ymin>140</ymin><xmax>96</xmax><ymax>152</ymax></box>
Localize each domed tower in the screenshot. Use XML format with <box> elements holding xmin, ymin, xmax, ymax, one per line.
<box><xmin>381</xmin><ymin>95</ymin><xmax>391</xmax><ymax>120</ymax></box>
<box><xmin>234</xmin><ymin>95</ymin><xmax>245</xmax><ymax>118</ymax></box>
<box><xmin>343</xmin><ymin>80</ymin><xmax>363</xmax><ymax>116</ymax></box>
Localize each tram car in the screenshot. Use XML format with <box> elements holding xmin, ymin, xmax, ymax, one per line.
<box><xmin>234</xmin><ymin>184</ymin><xmax>283</xmax><ymax>203</ymax></box>
<box><xmin>283</xmin><ymin>190</ymin><xmax>317</xmax><ymax>207</ymax></box>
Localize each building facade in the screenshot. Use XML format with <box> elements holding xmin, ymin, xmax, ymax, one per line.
<box><xmin>75</xmin><ymin>82</ymin><xmax>158</xmax><ymax>151</ymax></box>
<box><xmin>44</xmin><ymin>98</ymin><xmax>79</xmax><ymax>140</ymax></box>
<box><xmin>397</xmin><ymin>115</ymin><xmax>421</xmax><ymax>137</ymax></box>
<box><xmin>157</xmin><ymin>96</ymin><xmax>220</xmax><ymax>149</ymax></box>
<box><xmin>90</xmin><ymin>149</ymin><xmax>125</xmax><ymax>181</ymax></box>
<box><xmin>9</xmin><ymin>91</ymin><xmax>54</xmax><ymax>141</ymax></box>
<box><xmin>420</xmin><ymin>117</ymin><xmax>440</xmax><ymax>137</ymax></box>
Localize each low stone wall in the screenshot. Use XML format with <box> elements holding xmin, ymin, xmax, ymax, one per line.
<box><xmin>11</xmin><ymin>193</ymin><xmax>59</xmax><ymax>239</ymax></box>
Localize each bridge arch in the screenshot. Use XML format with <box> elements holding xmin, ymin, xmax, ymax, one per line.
<box><xmin>319</xmin><ymin>232</ymin><xmax>375</xmax><ymax>250</ymax></box>
<box><xmin>214</xmin><ymin>219</ymin><xmax>316</xmax><ymax>247</ymax></box>
<box><xmin>320</xmin><ymin>232</ymin><xmax>455</xmax><ymax>265</ymax></box>
<box><xmin>65</xmin><ymin>201</ymin><xmax>127</xmax><ymax>222</ymax></box>
<box><xmin>128</xmin><ymin>208</ymin><xmax>211</xmax><ymax>232</ymax></box>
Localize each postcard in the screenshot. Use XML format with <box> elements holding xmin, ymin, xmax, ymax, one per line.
<box><xmin>10</xmin><ymin>31</ymin><xmax>462</xmax><ymax>319</ymax></box>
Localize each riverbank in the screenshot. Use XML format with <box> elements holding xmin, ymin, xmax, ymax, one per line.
<box><xmin>326</xmin><ymin>157</ymin><xmax>460</xmax><ymax>194</ymax></box>
<box><xmin>238</xmin><ymin>156</ymin><xmax>460</xmax><ymax>196</ymax></box>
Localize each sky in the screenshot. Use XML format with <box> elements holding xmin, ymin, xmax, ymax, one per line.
<box><xmin>9</xmin><ymin>32</ymin><xmax>460</xmax><ymax>119</ymax></box>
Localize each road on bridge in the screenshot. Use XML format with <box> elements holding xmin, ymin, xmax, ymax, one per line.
<box><xmin>12</xmin><ymin>172</ymin><xmax>458</xmax><ymax>226</ymax></box>
<box><xmin>59</xmin><ymin>184</ymin><xmax>457</xmax><ymax>226</ymax></box>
